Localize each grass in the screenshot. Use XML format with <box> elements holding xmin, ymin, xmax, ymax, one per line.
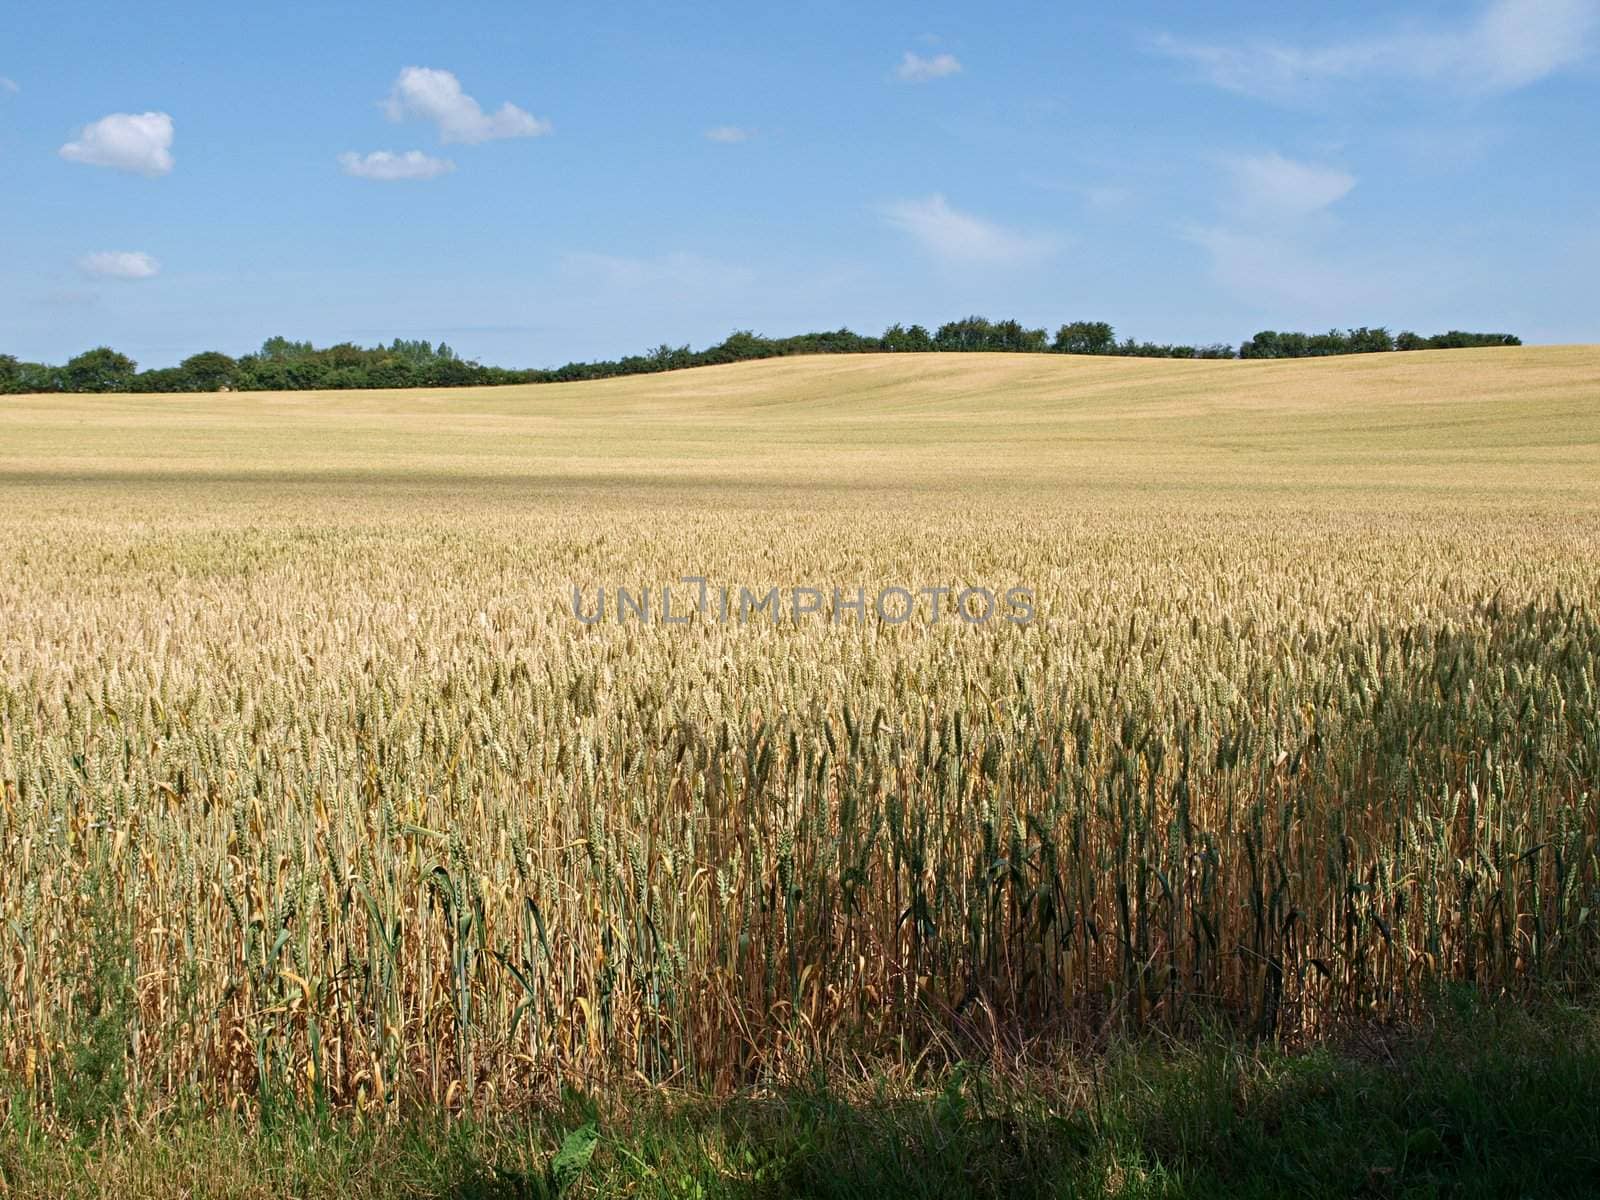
<box><xmin>4</xmin><ymin>993</ymin><xmax>1598</xmax><ymax>1197</ymax></box>
<box><xmin>2</xmin><ymin>346</ymin><xmax>1599</xmax><ymax>1185</ymax></box>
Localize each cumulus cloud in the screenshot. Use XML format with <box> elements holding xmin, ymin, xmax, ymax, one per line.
<box><xmin>77</xmin><ymin>250</ymin><xmax>160</xmax><ymax>280</ymax></box>
<box><xmin>895</xmin><ymin>51</ymin><xmax>962</xmax><ymax>82</ymax></box>
<box><xmin>1157</xmin><ymin>0</ymin><xmax>1597</xmax><ymax>102</ymax></box>
<box><xmin>383</xmin><ymin>66</ymin><xmax>550</xmax><ymax>144</ymax></box>
<box><xmin>881</xmin><ymin>195</ymin><xmax>1055</xmax><ymax>265</ymax></box>
<box><xmin>704</xmin><ymin>125</ymin><xmax>753</xmax><ymax>143</ymax></box>
<box><xmin>1229</xmin><ymin>153</ymin><xmax>1355</xmax><ymax>218</ymax></box>
<box><xmin>1187</xmin><ymin>153</ymin><xmax>1378</xmax><ymax>316</ymax></box>
<box><xmin>338</xmin><ymin>149</ymin><xmax>455</xmax><ymax>181</ymax></box>
<box><xmin>59</xmin><ymin>111</ymin><xmax>174</xmax><ymax>175</ymax></box>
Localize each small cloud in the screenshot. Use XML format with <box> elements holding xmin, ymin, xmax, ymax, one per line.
<box><xmin>338</xmin><ymin>149</ymin><xmax>456</xmax><ymax>181</ymax></box>
<box><xmin>1187</xmin><ymin>153</ymin><xmax>1379</xmax><ymax>316</ymax></box>
<box><xmin>383</xmin><ymin>66</ymin><xmax>550</xmax><ymax>144</ymax></box>
<box><xmin>77</xmin><ymin>250</ymin><xmax>160</xmax><ymax>280</ymax></box>
<box><xmin>1229</xmin><ymin>153</ymin><xmax>1354</xmax><ymax>218</ymax></box>
<box><xmin>0</xmin><ymin>77</ymin><xmax>18</xmax><ymax>95</ymax></box>
<box><xmin>59</xmin><ymin>111</ymin><xmax>174</xmax><ymax>175</ymax></box>
<box><xmin>704</xmin><ymin>125</ymin><xmax>753</xmax><ymax>143</ymax></box>
<box><xmin>1472</xmin><ymin>0</ymin><xmax>1599</xmax><ymax>88</ymax></box>
<box><xmin>1156</xmin><ymin>0</ymin><xmax>1598</xmax><ymax>103</ymax></box>
<box><xmin>881</xmin><ymin>194</ymin><xmax>1055</xmax><ymax>265</ymax></box>
<box><xmin>895</xmin><ymin>51</ymin><xmax>962</xmax><ymax>82</ymax></box>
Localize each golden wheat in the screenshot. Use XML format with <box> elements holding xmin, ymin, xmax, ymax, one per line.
<box><xmin>1</xmin><ymin>349</ymin><xmax>1597</xmax><ymax>1113</ymax></box>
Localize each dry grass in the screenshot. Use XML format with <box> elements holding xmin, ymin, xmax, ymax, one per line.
<box><xmin>1</xmin><ymin>347</ymin><xmax>1598</xmax><ymax>1117</ymax></box>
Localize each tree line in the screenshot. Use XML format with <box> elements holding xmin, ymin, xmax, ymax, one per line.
<box><xmin>1238</xmin><ymin>328</ymin><xmax>1520</xmax><ymax>358</ymax></box>
<box><xmin>0</xmin><ymin>319</ymin><xmax>1523</xmax><ymax>394</ymax></box>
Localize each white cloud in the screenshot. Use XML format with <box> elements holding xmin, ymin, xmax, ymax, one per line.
<box><xmin>383</xmin><ymin>66</ymin><xmax>550</xmax><ymax>144</ymax></box>
<box><xmin>895</xmin><ymin>51</ymin><xmax>962</xmax><ymax>82</ymax></box>
<box><xmin>704</xmin><ymin>125</ymin><xmax>753</xmax><ymax>143</ymax></box>
<box><xmin>881</xmin><ymin>195</ymin><xmax>1055</xmax><ymax>265</ymax></box>
<box><xmin>1187</xmin><ymin>152</ymin><xmax>1404</xmax><ymax>318</ymax></box>
<box><xmin>1157</xmin><ymin>0</ymin><xmax>1597</xmax><ymax>101</ymax></box>
<box><xmin>338</xmin><ymin>149</ymin><xmax>455</xmax><ymax>181</ymax></box>
<box><xmin>77</xmin><ymin>250</ymin><xmax>160</xmax><ymax>280</ymax></box>
<box><xmin>59</xmin><ymin>111</ymin><xmax>174</xmax><ymax>176</ymax></box>
<box><xmin>1229</xmin><ymin>153</ymin><xmax>1355</xmax><ymax>218</ymax></box>
<box><xmin>1472</xmin><ymin>0</ymin><xmax>1599</xmax><ymax>87</ymax></box>
<box><xmin>0</xmin><ymin>77</ymin><xmax>18</xmax><ymax>95</ymax></box>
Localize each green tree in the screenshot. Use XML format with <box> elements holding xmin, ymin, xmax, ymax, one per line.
<box><xmin>62</xmin><ymin>347</ymin><xmax>137</xmax><ymax>392</ymax></box>
<box><xmin>646</xmin><ymin>343</ymin><xmax>690</xmax><ymax>371</ymax></box>
<box><xmin>1344</xmin><ymin>327</ymin><xmax>1394</xmax><ymax>354</ymax></box>
<box><xmin>1053</xmin><ymin>321</ymin><xmax>1116</xmax><ymax>355</ymax></box>
<box><xmin>362</xmin><ymin>357</ymin><xmax>417</xmax><ymax>389</ymax></box>
<box><xmin>178</xmin><ymin>351</ymin><xmax>238</xmax><ymax>391</ymax></box>
<box><xmin>130</xmin><ymin>367</ymin><xmax>187</xmax><ymax>392</ymax></box>
<box><xmin>934</xmin><ymin>316</ymin><xmax>997</xmax><ymax>351</ymax></box>
<box><xmin>258</xmin><ymin>336</ymin><xmax>315</xmax><ymax>361</ymax></box>
<box><xmin>1426</xmin><ymin>331</ymin><xmax>1521</xmax><ymax>349</ymax></box>
<box><xmin>1239</xmin><ymin>331</ymin><xmax>1279</xmax><ymax>358</ymax></box>
<box><xmin>15</xmin><ymin>362</ymin><xmax>59</xmax><ymax>392</ymax></box>
<box><xmin>709</xmin><ymin>331</ymin><xmax>774</xmax><ymax>362</ymax></box>
<box><xmin>881</xmin><ymin>323</ymin><xmax>934</xmax><ymax>352</ymax></box>
<box><xmin>424</xmin><ymin>357</ymin><xmax>483</xmax><ymax>387</ymax></box>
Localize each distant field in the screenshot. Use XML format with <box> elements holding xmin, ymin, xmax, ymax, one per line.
<box><xmin>1</xmin><ymin>348</ymin><xmax>1598</xmax><ymax>1117</ymax></box>
<box><xmin>3</xmin><ymin>346</ymin><xmax>1598</xmax><ymax>505</ymax></box>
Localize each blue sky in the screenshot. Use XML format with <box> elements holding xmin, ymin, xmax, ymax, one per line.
<box><xmin>2</xmin><ymin>0</ymin><xmax>1596</xmax><ymax>368</ymax></box>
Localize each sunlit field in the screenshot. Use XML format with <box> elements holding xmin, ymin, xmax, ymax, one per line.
<box><xmin>2</xmin><ymin>347</ymin><xmax>1598</xmax><ymax>1117</ymax></box>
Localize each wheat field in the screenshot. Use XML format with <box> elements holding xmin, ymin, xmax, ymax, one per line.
<box><xmin>2</xmin><ymin>348</ymin><xmax>1598</xmax><ymax>1114</ymax></box>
